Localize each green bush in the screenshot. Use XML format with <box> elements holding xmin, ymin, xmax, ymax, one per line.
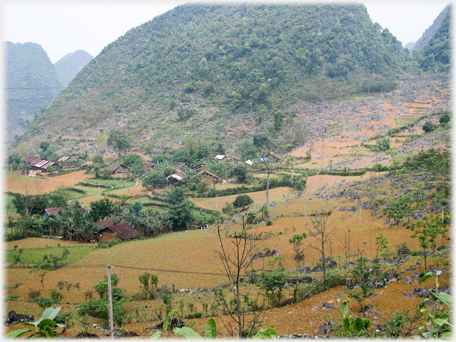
<box><xmin>233</xmin><ymin>194</ymin><xmax>254</xmax><ymax>210</ymax></box>
<box><xmin>422</xmin><ymin>121</ymin><xmax>436</xmax><ymax>133</ymax></box>
<box><xmin>28</xmin><ymin>290</ymin><xmax>41</xmax><ymax>300</ymax></box>
<box><xmin>53</xmin><ymin>312</ymin><xmax>74</xmax><ymax>327</ymax></box>
<box><xmin>78</xmin><ymin>298</ymin><xmax>125</xmax><ymax>327</ymax></box>
<box><xmin>36</xmin><ymin>296</ymin><xmax>54</xmax><ymax>309</ymax></box>
<box><xmin>49</xmin><ymin>289</ymin><xmax>64</xmax><ymax>303</ymax></box>
<box><xmin>439</xmin><ymin>113</ymin><xmax>450</xmax><ymax>124</ymax></box>
<box><xmin>107</xmin><ymin>239</ymin><xmax>121</xmax><ymax>248</ymax></box>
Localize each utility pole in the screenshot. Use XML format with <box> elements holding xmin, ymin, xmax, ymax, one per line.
<box><xmin>359</xmin><ymin>207</ymin><xmax>362</xmax><ymax>226</ymax></box>
<box><xmin>106</xmin><ymin>264</ymin><xmax>115</xmax><ymax>339</ymax></box>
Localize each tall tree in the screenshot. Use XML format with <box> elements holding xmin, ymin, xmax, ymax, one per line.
<box><xmin>307</xmin><ymin>214</ymin><xmax>334</xmax><ymax>291</ymax></box>
<box><xmin>215</xmin><ymin>217</ymin><xmax>263</xmax><ymax>338</ymax></box>
<box><xmin>107</xmin><ymin>129</ymin><xmax>131</xmax><ymax>157</ymax></box>
<box><xmin>255</xmin><ymin>142</ymin><xmax>287</xmax><ymax>217</ymax></box>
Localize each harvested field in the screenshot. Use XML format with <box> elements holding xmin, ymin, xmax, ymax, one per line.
<box><xmin>5</xmin><ymin>170</ymin><xmax>93</xmax><ymax>194</ymax></box>
<box><xmin>190</xmin><ymin>187</ymin><xmax>293</xmax><ymax>211</ymax></box>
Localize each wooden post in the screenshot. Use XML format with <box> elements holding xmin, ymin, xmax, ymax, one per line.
<box><xmin>107</xmin><ymin>264</ymin><xmax>114</xmax><ymax>339</ymax></box>
<box><xmin>64</xmin><ymin>317</ymin><xmax>68</xmax><ymax>337</ymax></box>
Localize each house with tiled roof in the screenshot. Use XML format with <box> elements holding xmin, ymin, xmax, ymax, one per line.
<box><xmin>106</xmin><ymin>163</ymin><xmax>128</xmax><ymax>174</ymax></box>
<box><xmin>98</xmin><ymin>222</ymin><xmax>141</xmax><ymax>241</ymax></box>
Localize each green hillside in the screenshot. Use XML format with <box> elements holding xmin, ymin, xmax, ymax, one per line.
<box><xmin>5</xmin><ymin>42</ymin><xmax>62</xmax><ymax>145</ymax></box>
<box><xmin>13</xmin><ymin>3</ymin><xmax>417</xmax><ymax>155</ymax></box>
<box><xmin>54</xmin><ymin>50</ymin><xmax>93</xmax><ymax>87</ymax></box>
<box><xmin>413</xmin><ymin>4</ymin><xmax>451</xmax><ymax>51</ymax></box>
<box><xmin>413</xmin><ymin>7</ymin><xmax>452</xmax><ymax>73</ymax></box>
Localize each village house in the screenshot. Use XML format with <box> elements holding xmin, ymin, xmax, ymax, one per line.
<box><xmin>191</xmin><ymin>162</ymin><xmax>204</xmax><ymax>172</ymax></box>
<box><xmin>95</xmin><ymin>216</ymin><xmax>124</xmax><ymax>228</ymax></box>
<box><xmin>143</xmin><ymin>162</ymin><xmax>155</xmax><ymax>169</ymax></box>
<box><xmin>166</xmin><ymin>169</ymin><xmax>186</xmax><ymax>185</ymax></box>
<box><xmin>31</xmin><ymin>159</ymin><xmax>50</xmax><ymax>171</ymax></box>
<box><xmin>197</xmin><ymin>170</ymin><xmax>220</xmax><ymax>184</ymax></box>
<box><xmin>24</xmin><ymin>155</ymin><xmax>41</xmax><ymax>165</ymax></box>
<box><xmin>41</xmin><ymin>205</ymin><xmax>89</xmax><ymax>219</ymax></box>
<box><xmin>68</xmin><ymin>155</ymin><xmax>85</xmax><ymax>164</ymax></box>
<box><xmin>106</xmin><ymin>163</ymin><xmax>128</xmax><ymax>174</ymax></box>
<box><xmin>98</xmin><ymin>222</ymin><xmax>141</xmax><ymax>242</ymax></box>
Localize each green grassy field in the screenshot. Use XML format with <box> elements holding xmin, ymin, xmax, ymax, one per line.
<box><xmin>82</xmin><ymin>178</ymin><xmax>135</xmax><ymax>188</ymax></box>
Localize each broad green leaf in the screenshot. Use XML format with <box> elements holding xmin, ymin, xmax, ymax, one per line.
<box><xmin>441</xmin><ymin>332</ymin><xmax>452</xmax><ymax>339</ymax></box>
<box><xmin>205</xmin><ymin>318</ymin><xmax>217</xmax><ymax>339</ymax></box>
<box><xmin>162</xmin><ymin>321</ymin><xmax>169</xmax><ymax>332</ymax></box>
<box><xmin>49</xmin><ymin>307</ymin><xmax>61</xmax><ymax>321</ymax></box>
<box><xmin>339</xmin><ymin>303</ymin><xmax>349</xmax><ymax>319</ymax></box>
<box><xmin>37</xmin><ymin>319</ymin><xmax>57</xmax><ymax>329</ymax></box>
<box><xmin>43</xmin><ymin>326</ymin><xmax>54</xmax><ymax>338</ymax></box>
<box><xmin>363</xmin><ymin>318</ymin><xmax>371</xmax><ymax>329</ymax></box>
<box><xmin>253</xmin><ymin>328</ymin><xmax>277</xmax><ymax>339</ymax></box>
<box><xmin>173</xmin><ymin>326</ymin><xmax>203</xmax><ymax>339</ymax></box>
<box><xmin>354</xmin><ymin>318</ymin><xmax>364</xmax><ymax>332</ymax></box>
<box><xmin>434</xmin><ymin>318</ymin><xmax>449</xmax><ymax>327</ymax></box>
<box><xmin>419</xmin><ymin>272</ymin><xmax>433</xmax><ymax>284</ymax></box>
<box><xmin>343</xmin><ymin>318</ymin><xmax>350</xmax><ymax>332</ymax></box>
<box><xmin>5</xmin><ymin>328</ymin><xmax>31</xmax><ymax>339</ymax></box>
<box><xmin>435</xmin><ymin>292</ymin><xmax>452</xmax><ymax>307</ymax></box>
<box><xmin>41</xmin><ymin>308</ymin><xmax>55</xmax><ymax>320</ymax></box>
<box><xmin>150</xmin><ymin>331</ymin><xmax>161</xmax><ymax>339</ymax></box>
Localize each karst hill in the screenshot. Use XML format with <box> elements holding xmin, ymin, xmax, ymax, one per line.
<box><xmin>13</xmin><ymin>3</ymin><xmax>417</xmax><ymax>155</ymax></box>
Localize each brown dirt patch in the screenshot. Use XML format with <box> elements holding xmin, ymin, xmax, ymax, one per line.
<box><xmin>5</xmin><ymin>171</ymin><xmax>93</xmax><ymax>194</ymax></box>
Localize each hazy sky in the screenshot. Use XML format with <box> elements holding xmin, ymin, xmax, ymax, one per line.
<box><xmin>2</xmin><ymin>0</ymin><xmax>450</xmax><ymax>63</ymax></box>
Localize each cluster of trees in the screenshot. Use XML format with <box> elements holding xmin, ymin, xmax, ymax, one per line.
<box><xmin>7</xmin><ymin>186</ymin><xmax>222</xmax><ymax>242</ymax></box>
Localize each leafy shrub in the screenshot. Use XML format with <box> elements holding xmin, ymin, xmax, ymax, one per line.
<box><xmin>294</xmin><ymin>272</ymin><xmax>345</xmax><ymax>303</ymax></box>
<box><xmin>49</xmin><ymin>289</ymin><xmax>64</xmax><ymax>303</ymax></box>
<box><xmin>107</xmin><ymin>239</ymin><xmax>121</xmax><ymax>248</ymax></box>
<box><xmin>422</xmin><ymin>121</ymin><xmax>436</xmax><ymax>133</ymax></box>
<box><xmin>6</xmin><ymin>294</ymin><xmax>20</xmax><ymax>301</ymax></box>
<box><xmin>63</xmin><ymin>187</ymin><xmax>87</xmax><ymax>194</ymax></box>
<box><xmin>233</xmin><ymin>194</ymin><xmax>254</xmax><ymax>210</ymax></box>
<box><xmin>53</xmin><ymin>312</ymin><xmax>74</xmax><ymax>327</ymax></box>
<box><xmin>78</xmin><ymin>298</ymin><xmax>125</xmax><ymax>327</ymax></box>
<box><xmin>28</xmin><ymin>290</ymin><xmax>41</xmax><ymax>300</ymax></box>
<box><xmin>36</xmin><ymin>296</ymin><xmax>54</xmax><ymax>309</ymax></box>
<box><xmin>439</xmin><ymin>113</ymin><xmax>450</xmax><ymax>124</ymax></box>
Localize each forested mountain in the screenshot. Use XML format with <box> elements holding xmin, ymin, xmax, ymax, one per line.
<box><xmin>413</xmin><ymin>5</ymin><xmax>452</xmax><ymax>73</ymax></box>
<box><xmin>413</xmin><ymin>4</ymin><xmax>451</xmax><ymax>51</ymax></box>
<box><xmin>14</xmin><ymin>3</ymin><xmax>418</xmax><ymax>154</ymax></box>
<box><xmin>404</xmin><ymin>42</ymin><xmax>415</xmax><ymax>50</ymax></box>
<box><xmin>54</xmin><ymin>50</ymin><xmax>93</xmax><ymax>87</ymax></box>
<box><xmin>5</xmin><ymin>42</ymin><xmax>63</xmax><ymax>145</ymax></box>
